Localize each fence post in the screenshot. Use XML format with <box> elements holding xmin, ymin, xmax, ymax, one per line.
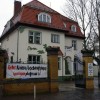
<box><xmin>0</xmin><ymin>50</ymin><xmax>7</xmax><ymax>95</ymax></box>
<box><xmin>46</xmin><ymin>47</ymin><xmax>59</xmax><ymax>93</ymax></box>
<box><xmin>0</xmin><ymin>56</ymin><xmax>4</xmax><ymax>80</ymax></box>
<box><xmin>81</xmin><ymin>49</ymin><xmax>94</xmax><ymax>89</ymax></box>
<box><xmin>34</xmin><ymin>85</ymin><xmax>36</xmax><ymax>100</ymax></box>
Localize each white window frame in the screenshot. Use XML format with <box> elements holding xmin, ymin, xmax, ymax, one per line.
<box><xmin>63</xmin><ymin>22</ymin><xmax>66</xmax><ymax>28</ymax></box>
<box><xmin>28</xmin><ymin>55</ymin><xmax>41</xmax><ymax>64</ymax></box>
<box><xmin>51</xmin><ymin>34</ymin><xmax>60</xmax><ymax>43</ymax></box>
<box><xmin>38</xmin><ymin>12</ymin><xmax>51</xmax><ymax>23</ymax></box>
<box><xmin>72</xmin><ymin>40</ymin><xmax>77</xmax><ymax>50</ymax></box>
<box><xmin>71</xmin><ymin>25</ymin><xmax>76</xmax><ymax>32</ymax></box>
<box><xmin>28</xmin><ymin>31</ymin><xmax>41</xmax><ymax>44</ymax></box>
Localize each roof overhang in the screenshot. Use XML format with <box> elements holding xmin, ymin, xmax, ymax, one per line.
<box><xmin>0</xmin><ymin>22</ymin><xmax>68</xmax><ymax>42</ymax></box>
<box><xmin>0</xmin><ymin>22</ymin><xmax>84</xmax><ymax>42</ymax></box>
<box><xmin>65</xmin><ymin>33</ymin><xmax>85</xmax><ymax>39</ymax></box>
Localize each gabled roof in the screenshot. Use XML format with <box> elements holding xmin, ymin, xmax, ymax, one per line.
<box><xmin>60</xmin><ymin>15</ymin><xmax>84</xmax><ymax>38</ymax></box>
<box><xmin>0</xmin><ymin>0</ymin><xmax>84</xmax><ymax>41</ymax></box>
<box><xmin>25</xmin><ymin>0</ymin><xmax>58</xmax><ymax>13</ymax></box>
<box><xmin>20</xmin><ymin>6</ymin><xmax>66</xmax><ymax>30</ymax></box>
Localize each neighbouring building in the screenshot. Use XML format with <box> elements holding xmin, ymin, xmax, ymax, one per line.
<box><xmin>0</xmin><ymin>0</ymin><xmax>84</xmax><ymax>81</ymax></box>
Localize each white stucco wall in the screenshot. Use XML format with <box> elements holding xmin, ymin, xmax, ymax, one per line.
<box><xmin>65</xmin><ymin>37</ymin><xmax>83</xmax><ymax>59</ymax></box>
<box><xmin>18</xmin><ymin>27</ymin><xmax>65</xmax><ymax>76</ymax></box>
<box><xmin>64</xmin><ymin>37</ymin><xmax>83</xmax><ymax>76</ymax></box>
<box><xmin>1</xmin><ymin>30</ymin><xmax>18</xmax><ymax>62</ymax></box>
<box><xmin>17</xmin><ymin>27</ymin><xmax>65</xmax><ymax>61</ymax></box>
<box><xmin>1</xmin><ymin>26</ymin><xmax>84</xmax><ymax>77</ymax></box>
<box><xmin>93</xmin><ymin>65</ymin><xmax>99</xmax><ymax>76</ymax></box>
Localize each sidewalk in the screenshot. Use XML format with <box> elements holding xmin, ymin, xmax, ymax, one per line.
<box><xmin>0</xmin><ymin>88</ymin><xmax>100</xmax><ymax>100</ymax></box>
<box><xmin>0</xmin><ymin>79</ymin><xmax>100</xmax><ymax>100</ymax></box>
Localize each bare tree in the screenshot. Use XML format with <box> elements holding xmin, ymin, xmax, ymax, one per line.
<box><xmin>87</xmin><ymin>0</ymin><xmax>100</xmax><ymax>63</ymax></box>
<box><xmin>64</xmin><ymin>0</ymin><xmax>100</xmax><ymax>51</ymax></box>
<box><xmin>94</xmin><ymin>0</ymin><xmax>100</xmax><ymax>59</ymax></box>
<box><xmin>64</xmin><ymin>0</ymin><xmax>100</xmax><ymax>62</ymax></box>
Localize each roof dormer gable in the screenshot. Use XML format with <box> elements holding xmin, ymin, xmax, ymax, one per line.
<box><xmin>38</xmin><ymin>12</ymin><xmax>51</xmax><ymax>23</ymax></box>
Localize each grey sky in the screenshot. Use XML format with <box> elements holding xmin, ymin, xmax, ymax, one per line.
<box><xmin>0</xmin><ymin>0</ymin><xmax>66</xmax><ymax>36</ymax></box>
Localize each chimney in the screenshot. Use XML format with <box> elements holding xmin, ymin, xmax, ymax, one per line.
<box><xmin>14</xmin><ymin>0</ymin><xmax>22</xmax><ymax>16</ymax></box>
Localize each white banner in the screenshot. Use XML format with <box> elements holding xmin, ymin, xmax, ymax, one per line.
<box><xmin>6</xmin><ymin>63</ymin><xmax>47</xmax><ymax>79</ymax></box>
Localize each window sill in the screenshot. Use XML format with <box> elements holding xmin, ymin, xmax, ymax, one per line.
<box><xmin>28</xmin><ymin>43</ymin><xmax>42</xmax><ymax>45</ymax></box>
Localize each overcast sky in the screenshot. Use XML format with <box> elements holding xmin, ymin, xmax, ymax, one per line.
<box><xmin>0</xmin><ymin>0</ymin><xmax>66</xmax><ymax>36</ymax></box>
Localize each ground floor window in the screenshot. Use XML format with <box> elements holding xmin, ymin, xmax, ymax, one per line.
<box><xmin>58</xmin><ymin>57</ymin><xmax>62</xmax><ymax>70</ymax></box>
<box><xmin>65</xmin><ymin>56</ymin><xmax>71</xmax><ymax>74</ymax></box>
<box><xmin>28</xmin><ymin>55</ymin><xmax>41</xmax><ymax>64</ymax></box>
<box><xmin>10</xmin><ymin>56</ymin><xmax>13</xmax><ymax>63</ymax></box>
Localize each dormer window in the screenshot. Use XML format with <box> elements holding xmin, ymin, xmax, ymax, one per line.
<box><xmin>63</xmin><ymin>22</ymin><xmax>66</xmax><ymax>28</ymax></box>
<box><xmin>38</xmin><ymin>12</ymin><xmax>51</xmax><ymax>23</ymax></box>
<box><xmin>71</xmin><ymin>25</ymin><xmax>76</xmax><ymax>32</ymax></box>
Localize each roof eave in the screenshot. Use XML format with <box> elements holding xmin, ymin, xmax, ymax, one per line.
<box><xmin>0</xmin><ymin>23</ymin><xmax>19</xmax><ymax>42</ymax></box>
<box><xmin>65</xmin><ymin>34</ymin><xmax>85</xmax><ymax>39</ymax></box>
<box><xmin>0</xmin><ymin>22</ymin><xmax>68</xmax><ymax>42</ymax></box>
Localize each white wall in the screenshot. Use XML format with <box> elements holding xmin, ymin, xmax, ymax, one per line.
<box><xmin>64</xmin><ymin>37</ymin><xmax>83</xmax><ymax>76</ymax></box>
<box><xmin>1</xmin><ymin>30</ymin><xmax>18</xmax><ymax>62</ymax></box>
<box><xmin>1</xmin><ymin>26</ymin><xmax>84</xmax><ymax>77</ymax></box>
<box><xmin>18</xmin><ymin>27</ymin><xmax>65</xmax><ymax>76</ymax></box>
<box><xmin>18</xmin><ymin>27</ymin><xmax>65</xmax><ymax>62</ymax></box>
<box><xmin>93</xmin><ymin>65</ymin><xmax>99</xmax><ymax>76</ymax></box>
<box><xmin>65</xmin><ymin>37</ymin><xmax>83</xmax><ymax>60</ymax></box>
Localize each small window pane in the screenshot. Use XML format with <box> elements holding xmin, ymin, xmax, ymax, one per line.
<box><xmin>71</xmin><ymin>25</ymin><xmax>76</xmax><ymax>32</ymax></box>
<box><xmin>35</xmin><ymin>37</ymin><xmax>40</xmax><ymax>44</ymax></box>
<box><xmin>39</xmin><ymin>15</ymin><xmax>42</xmax><ymax>21</ymax></box>
<box><xmin>28</xmin><ymin>55</ymin><xmax>32</xmax><ymax>64</ymax></box>
<box><xmin>29</xmin><ymin>36</ymin><xmax>33</xmax><ymax>43</ymax></box>
<box><xmin>29</xmin><ymin>31</ymin><xmax>33</xmax><ymax>35</ymax></box>
<box><xmin>28</xmin><ymin>55</ymin><xmax>32</xmax><ymax>61</ymax></box>
<box><xmin>43</xmin><ymin>14</ymin><xmax>46</xmax><ymax>22</ymax></box>
<box><xmin>34</xmin><ymin>32</ymin><xmax>41</xmax><ymax>44</ymax></box>
<box><xmin>10</xmin><ymin>56</ymin><xmax>13</xmax><ymax>63</ymax></box>
<box><xmin>58</xmin><ymin>57</ymin><xmax>61</xmax><ymax>70</ymax></box>
<box><xmin>37</xmin><ymin>56</ymin><xmax>40</xmax><ymax>64</ymax></box>
<box><xmin>72</xmin><ymin>40</ymin><xmax>77</xmax><ymax>50</ymax></box>
<box><xmin>47</xmin><ymin>16</ymin><xmax>50</xmax><ymax>23</ymax></box>
<box><xmin>33</xmin><ymin>56</ymin><xmax>36</xmax><ymax>64</ymax></box>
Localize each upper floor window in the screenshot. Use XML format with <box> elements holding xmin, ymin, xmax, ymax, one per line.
<box><xmin>71</xmin><ymin>25</ymin><xmax>76</xmax><ymax>32</ymax></box>
<box><xmin>72</xmin><ymin>40</ymin><xmax>77</xmax><ymax>50</ymax></box>
<box><xmin>38</xmin><ymin>12</ymin><xmax>51</xmax><ymax>23</ymax></box>
<box><xmin>51</xmin><ymin>34</ymin><xmax>60</xmax><ymax>43</ymax></box>
<box><xmin>29</xmin><ymin>31</ymin><xmax>41</xmax><ymax>44</ymax></box>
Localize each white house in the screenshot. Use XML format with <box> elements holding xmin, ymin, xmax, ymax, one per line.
<box><xmin>0</xmin><ymin>0</ymin><xmax>84</xmax><ymax>81</ymax></box>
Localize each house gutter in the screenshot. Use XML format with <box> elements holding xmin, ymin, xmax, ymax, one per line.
<box><xmin>17</xmin><ymin>28</ymin><xmax>20</xmax><ymax>62</ymax></box>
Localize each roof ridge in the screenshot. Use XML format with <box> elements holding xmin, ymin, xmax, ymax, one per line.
<box><xmin>24</xmin><ymin>0</ymin><xmax>59</xmax><ymax>13</ymax></box>
<box><xmin>60</xmin><ymin>14</ymin><xmax>78</xmax><ymax>23</ymax></box>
